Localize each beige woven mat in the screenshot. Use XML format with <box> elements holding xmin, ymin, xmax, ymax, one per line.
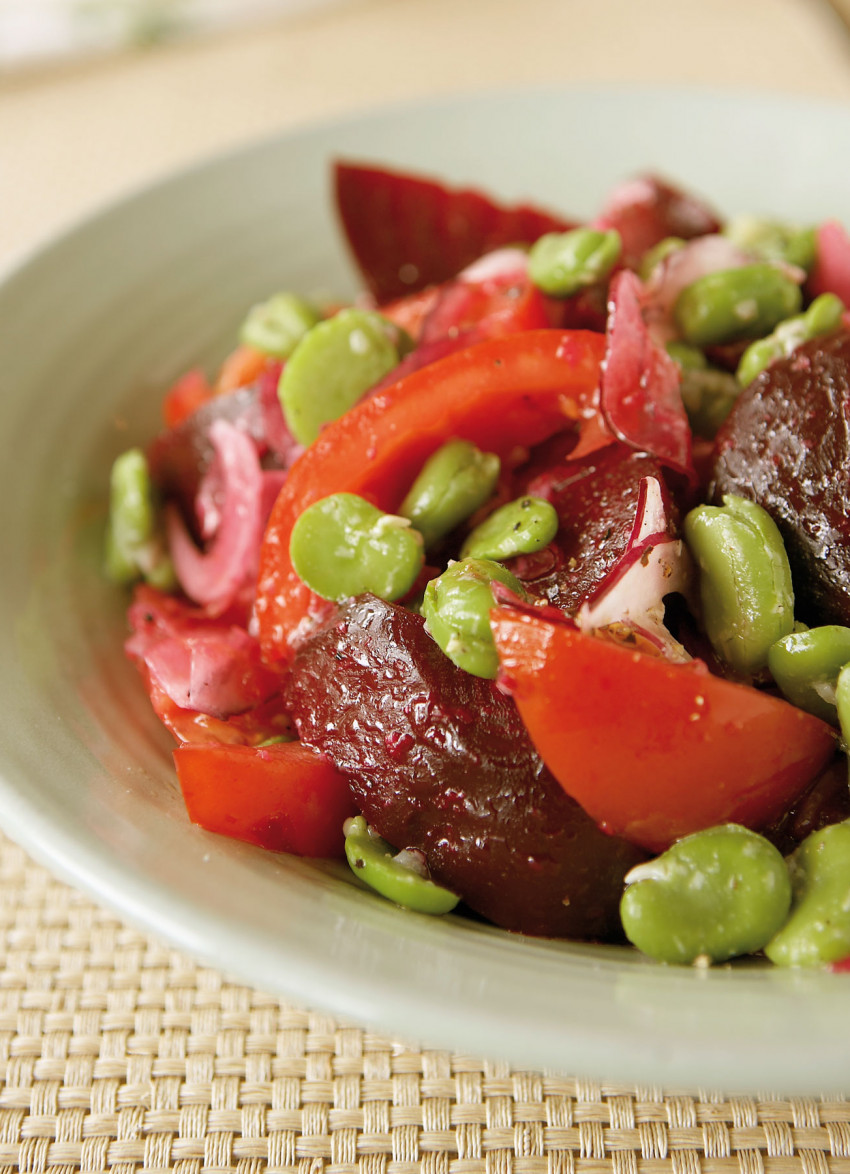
<box><xmin>2</xmin><ymin>831</ymin><xmax>850</xmax><ymax>1174</ymax></box>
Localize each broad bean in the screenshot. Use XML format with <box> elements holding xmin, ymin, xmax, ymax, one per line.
<box><xmin>766</xmin><ymin>821</ymin><xmax>850</xmax><ymax>967</ymax></box>
<box><xmin>676</xmin><ymin>366</ymin><xmax>740</xmax><ymax>439</ymax></box>
<box><xmin>674</xmin><ymin>264</ymin><xmax>802</xmax><ymax>347</ymax></box>
<box><xmin>621</xmin><ymin>824</ymin><xmax>792</xmax><ymax>965</ymax></box>
<box><xmin>768</xmin><ymin>626</ymin><xmax>850</xmax><ymax>724</ymax></box>
<box><xmin>344</xmin><ymin>816</ymin><xmax>459</xmax><ymax>914</ymax></box>
<box><xmin>278</xmin><ymin>308</ymin><xmax>403</xmax><ymax>445</ymax></box>
<box><xmin>289</xmin><ymin>493</ymin><xmax>424</xmax><ymax>603</ymax></box>
<box><xmin>421</xmin><ymin>558</ymin><xmax>525</xmax><ymax>679</ymax></box>
<box><xmin>239</xmin><ymin>291</ymin><xmax>321</xmax><ymax>358</ymax></box>
<box><xmin>684</xmin><ymin>494</ymin><xmax>795</xmax><ymax>676</ymax></box>
<box><xmin>460</xmin><ymin>495</ymin><xmax>558</xmax><ymax>561</ymax></box>
<box><xmin>400</xmin><ymin>439</ymin><xmax>500</xmax><ymax>549</ymax></box>
<box><xmin>639</xmin><ymin>236</ymin><xmax>686</xmax><ymax>282</ymax></box>
<box><xmin>528</xmin><ymin>228</ymin><xmax>621</xmax><ymax>297</ymax></box>
<box><xmin>104</xmin><ymin>448</ymin><xmax>175</xmax><ymax>589</ymax></box>
<box><xmin>723</xmin><ymin>215</ymin><xmax>817</xmax><ymax>273</ymax></box>
<box><xmin>737</xmin><ymin>293</ymin><xmax>845</xmax><ymax>387</ymax></box>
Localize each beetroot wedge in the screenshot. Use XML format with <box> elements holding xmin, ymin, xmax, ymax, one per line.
<box><xmin>285</xmin><ymin>595</ymin><xmax>644</xmax><ymax>939</ymax></box>
<box><xmin>334</xmin><ymin>161</ymin><xmax>576</xmax><ymax>302</ymax></box>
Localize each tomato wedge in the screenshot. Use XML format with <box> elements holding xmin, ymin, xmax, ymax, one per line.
<box><xmin>174</xmin><ymin>740</ymin><xmax>356</xmax><ymax>857</ymax></box>
<box><xmin>255</xmin><ymin>329</ymin><xmax>607</xmax><ymax>662</ymax></box>
<box><xmin>491</xmin><ymin>606</ymin><xmax>836</xmax><ymax>853</ymax></box>
<box><xmin>162</xmin><ymin>367</ymin><xmax>213</xmax><ymax>429</ymax></box>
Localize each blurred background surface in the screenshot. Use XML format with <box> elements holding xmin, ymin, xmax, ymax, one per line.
<box><xmin>2</xmin><ymin>0</ymin><xmax>850</xmax><ymax>268</ymax></box>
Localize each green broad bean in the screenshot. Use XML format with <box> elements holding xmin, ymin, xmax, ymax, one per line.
<box><xmin>723</xmin><ymin>215</ymin><xmax>817</xmax><ymax>273</ymax></box>
<box><xmin>239</xmin><ymin>291</ymin><xmax>321</xmax><ymax>358</ymax></box>
<box><xmin>639</xmin><ymin>236</ymin><xmax>686</xmax><ymax>282</ymax></box>
<box><xmin>677</xmin><ymin>366</ymin><xmax>740</xmax><ymax>439</ymax></box>
<box><xmin>278</xmin><ymin>308</ymin><xmax>403</xmax><ymax>445</ymax></box>
<box><xmin>400</xmin><ymin>439</ymin><xmax>500</xmax><ymax>549</ymax></box>
<box><xmin>836</xmin><ymin>663</ymin><xmax>850</xmax><ymax>747</ymax></box>
<box><xmin>104</xmin><ymin>448</ymin><xmax>175</xmax><ymax>589</ymax></box>
<box><xmin>289</xmin><ymin>493</ymin><xmax>424</xmax><ymax>603</ymax></box>
<box><xmin>683</xmin><ymin>494</ymin><xmax>795</xmax><ymax>676</ymax></box>
<box><xmin>421</xmin><ymin>558</ymin><xmax>525</xmax><ymax>679</ymax></box>
<box><xmin>620</xmin><ymin>824</ymin><xmax>792</xmax><ymax>966</ymax></box>
<box><xmin>765</xmin><ymin>821</ymin><xmax>850</xmax><ymax>967</ymax></box>
<box><xmin>736</xmin><ymin>293</ymin><xmax>845</xmax><ymax>387</ymax></box>
<box><xmin>767</xmin><ymin>626</ymin><xmax>850</xmax><ymax>724</ymax></box>
<box><xmin>528</xmin><ymin>228</ymin><xmax>621</xmax><ymax>297</ymax></box>
<box><xmin>460</xmin><ymin>495</ymin><xmax>558</xmax><ymax>561</ymax></box>
<box><xmin>666</xmin><ymin>340</ymin><xmax>707</xmax><ymax>372</ymax></box>
<box><xmin>673</xmin><ymin>264</ymin><xmax>803</xmax><ymax>347</ymax></box>
<box><xmin>343</xmin><ymin>816</ymin><xmax>459</xmax><ymax>915</ymax></box>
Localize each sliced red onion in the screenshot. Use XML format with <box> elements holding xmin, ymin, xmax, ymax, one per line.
<box><xmin>641</xmin><ymin>235</ymin><xmax>753</xmax><ymax>342</ymax></box>
<box><xmin>627</xmin><ymin>470</ymin><xmax>670</xmax><ymax>546</ymax></box>
<box><xmin>145</xmin><ymin>629</ymin><xmax>279</xmax><ymax>719</ymax></box>
<box><xmin>600</xmin><ymin>270</ymin><xmax>693</xmax><ymax>480</ymax></box>
<box><xmin>257</xmin><ymin>360</ymin><xmax>303</xmax><ymax>467</ymax></box>
<box><xmin>167</xmin><ymin>418</ymin><xmax>264</xmax><ymax>614</ymax></box>
<box><xmin>458</xmin><ymin>247</ymin><xmax>530</xmax><ymax>284</ymax></box>
<box><xmin>575</xmin><ymin>476</ymin><xmax>692</xmax><ymax>660</ymax></box>
<box><xmin>125</xmin><ymin>584</ymin><xmax>282</xmax><ymax>720</ymax></box>
<box><xmin>809</xmin><ymin>220</ymin><xmax>850</xmax><ymax>305</ymax></box>
<box><xmin>194</xmin><ymin>460</ymin><xmax>223</xmax><ymax>541</ymax></box>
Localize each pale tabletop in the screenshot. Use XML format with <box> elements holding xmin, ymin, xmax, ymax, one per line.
<box><xmin>3</xmin><ymin>0</ymin><xmax>850</xmax><ymax>268</ymax></box>
<box><xmin>3</xmin><ymin>1</ymin><xmax>850</xmax><ymax>1170</ymax></box>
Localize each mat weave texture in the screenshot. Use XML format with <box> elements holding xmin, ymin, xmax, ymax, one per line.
<box><xmin>2</xmin><ymin>832</ymin><xmax>850</xmax><ymax>1174</ymax></box>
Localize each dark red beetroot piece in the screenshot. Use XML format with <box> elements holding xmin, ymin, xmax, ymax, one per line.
<box><xmin>334</xmin><ymin>161</ymin><xmax>576</xmax><ymax>303</ymax></box>
<box><xmin>596</xmin><ymin>174</ymin><xmax>722</xmax><ymax>269</ymax></box>
<box><xmin>764</xmin><ymin>755</ymin><xmax>850</xmax><ymax>857</ymax></box>
<box><xmin>510</xmin><ymin>442</ymin><xmax>676</xmax><ymax>613</ymax></box>
<box><xmin>284</xmin><ymin>595</ymin><xmax>645</xmax><ymax>939</ymax></box>
<box><xmin>147</xmin><ymin>368</ymin><xmax>295</xmax><ymax>540</ymax></box>
<box><xmin>712</xmin><ymin>330</ymin><xmax>850</xmax><ymax>627</ymax></box>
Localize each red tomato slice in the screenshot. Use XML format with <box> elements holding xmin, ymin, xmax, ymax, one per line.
<box><xmin>380</xmin><ymin>286</ymin><xmax>442</xmax><ymax>340</ymax></box>
<box><xmin>142</xmin><ymin>670</ymin><xmax>292</xmax><ymax>746</ymax></box>
<box><xmin>491</xmin><ymin>606</ymin><xmax>836</xmax><ymax>853</ymax></box>
<box><xmin>174</xmin><ymin>740</ymin><xmax>356</xmax><ymax>857</ymax></box>
<box><xmin>255</xmin><ymin>329</ymin><xmax>607</xmax><ymax>662</ymax></box>
<box><xmin>162</xmin><ymin>368</ymin><xmax>213</xmax><ymax>430</ymax></box>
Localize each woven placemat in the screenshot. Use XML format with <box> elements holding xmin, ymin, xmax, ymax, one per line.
<box><xmin>2</xmin><ymin>831</ymin><xmax>850</xmax><ymax>1173</ymax></box>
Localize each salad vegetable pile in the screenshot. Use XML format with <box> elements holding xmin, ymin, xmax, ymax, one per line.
<box><xmin>106</xmin><ymin>160</ymin><xmax>850</xmax><ymax>968</ymax></box>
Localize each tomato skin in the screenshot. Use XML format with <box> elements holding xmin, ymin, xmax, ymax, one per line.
<box><xmin>255</xmin><ymin>329</ymin><xmax>607</xmax><ymax>662</ymax></box>
<box><xmin>174</xmin><ymin>741</ymin><xmax>356</xmax><ymax>857</ymax></box>
<box><xmin>216</xmin><ymin>344</ymin><xmax>270</xmax><ymax>394</ymax></box>
<box><xmin>162</xmin><ymin>368</ymin><xmax>213</xmax><ymax>429</ymax></box>
<box><xmin>419</xmin><ymin>271</ymin><xmax>555</xmax><ymax>344</ymax></box>
<box><xmin>491</xmin><ymin>607</ymin><xmax>837</xmax><ymax>853</ymax></box>
<box><xmin>379</xmin><ymin>286</ymin><xmax>442</xmax><ymax>340</ymax></box>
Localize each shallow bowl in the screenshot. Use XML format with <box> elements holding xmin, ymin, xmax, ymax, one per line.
<box><xmin>2</xmin><ymin>86</ymin><xmax>849</xmax><ymax>1093</ymax></box>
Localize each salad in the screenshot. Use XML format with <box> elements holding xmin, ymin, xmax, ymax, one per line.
<box><xmin>106</xmin><ymin>160</ymin><xmax>850</xmax><ymax>968</ymax></box>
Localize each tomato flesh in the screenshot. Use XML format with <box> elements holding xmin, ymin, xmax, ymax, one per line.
<box><xmin>491</xmin><ymin>607</ymin><xmax>837</xmax><ymax>853</ymax></box>
<box><xmin>255</xmin><ymin>329</ymin><xmax>606</xmax><ymax>662</ymax></box>
<box><xmin>174</xmin><ymin>741</ymin><xmax>355</xmax><ymax>857</ymax></box>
